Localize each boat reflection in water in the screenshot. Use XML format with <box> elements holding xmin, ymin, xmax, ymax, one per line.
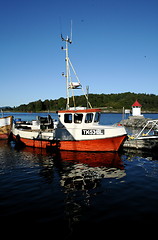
<box><xmin>57</xmin><ymin>151</ymin><xmax>126</xmax><ymax>237</ymax></box>
<box><xmin>58</xmin><ymin>151</ymin><xmax>126</xmax><ymax>192</ymax></box>
<box><xmin>6</xmin><ymin>145</ymin><xmax>127</xmax><ymax>236</ymax></box>
<box><xmin>19</xmin><ymin>147</ymin><xmax>126</xmax><ymax>189</ymax></box>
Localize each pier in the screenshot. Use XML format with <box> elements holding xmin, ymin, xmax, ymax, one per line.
<box><xmin>123</xmin><ymin>137</ymin><xmax>158</xmax><ymax>150</ymax></box>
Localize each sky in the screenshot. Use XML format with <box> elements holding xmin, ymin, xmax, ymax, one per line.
<box><xmin>0</xmin><ymin>0</ymin><xmax>158</xmax><ymax>107</ymax></box>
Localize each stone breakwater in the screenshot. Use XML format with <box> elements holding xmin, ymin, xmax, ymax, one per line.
<box><xmin>119</xmin><ymin>116</ymin><xmax>155</xmax><ymax>128</ymax></box>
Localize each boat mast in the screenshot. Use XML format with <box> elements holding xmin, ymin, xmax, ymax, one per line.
<box><xmin>66</xmin><ymin>38</ymin><xmax>69</xmax><ymax>109</ymax></box>
<box><xmin>61</xmin><ymin>31</ymin><xmax>92</xmax><ymax>110</ymax></box>
<box><xmin>61</xmin><ymin>34</ymin><xmax>72</xmax><ymax>109</ymax></box>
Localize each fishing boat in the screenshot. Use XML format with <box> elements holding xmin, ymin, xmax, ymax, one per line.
<box><xmin>123</xmin><ymin>119</ymin><xmax>158</xmax><ymax>150</ymax></box>
<box><xmin>0</xmin><ymin>116</ymin><xmax>13</xmax><ymax>139</ymax></box>
<box><xmin>11</xmin><ymin>34</ymin><xmax>127</xmax><ymax>151</ymax></box>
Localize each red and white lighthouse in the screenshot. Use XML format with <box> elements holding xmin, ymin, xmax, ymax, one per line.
<box><xmin>132</xmin><ymin>100</ymin><xmax>142</xmax><ymax>116</ymax></box>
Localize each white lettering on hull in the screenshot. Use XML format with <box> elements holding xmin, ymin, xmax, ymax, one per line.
<box><xmin>82</xmin><ymin>129</ymin><xmax>104</xmax><ymax>135</ymax></box>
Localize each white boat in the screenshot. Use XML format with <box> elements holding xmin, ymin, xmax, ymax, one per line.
<box><xmin>123</xmin><ymin>120</ymin><xmax>158</xmax><ymax>149</ymax></box>
<box><xmin>0</xmin><ymin>116</ymin><xmax>13</xmax><ymax>139</ymax></box>
<box><xmin>11</xmin><ymin>34</ymin><xmax>127</xmax><ymax>151</ymax></box>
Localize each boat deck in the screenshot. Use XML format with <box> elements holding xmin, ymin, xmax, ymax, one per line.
<box><xmin>16</xmin><ymin>128</ymin><xmax>54</xmax><ymax>133</ymax></box>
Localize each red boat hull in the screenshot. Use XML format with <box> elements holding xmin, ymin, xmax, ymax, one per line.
<box><xmin>58</xmin><ymin>135</ymin><xmax>126</xmax><ymax>151</ymax></box>
<box><xmin>13</xmin><ymin>134</ymin><xmax>126</xmax><ymax>152</ymax></box>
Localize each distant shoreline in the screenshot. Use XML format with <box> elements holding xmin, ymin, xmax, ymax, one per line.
<box><xmin>2</xmin><ymin>110</ymin><xmax>158</xmax><ymax>114</ymax></box>
<box><xmin>2</xmin><ymin>92</ymin><xmax>158</xmax><ymax>113</ymax></box>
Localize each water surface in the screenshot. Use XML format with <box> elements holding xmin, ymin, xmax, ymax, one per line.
<box><xmin>1</xmin><ymin>113</ymin><xmax>158</xmax><ymax>237</ymax></box>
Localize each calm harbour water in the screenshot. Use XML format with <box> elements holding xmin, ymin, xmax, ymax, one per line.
<box><xmin>1</xmin><ymin>112</ymin><xmax>158</xmax><ymax>237</ymax></box>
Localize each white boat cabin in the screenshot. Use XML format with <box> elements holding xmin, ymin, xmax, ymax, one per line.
<box><xmin>55</xmin><ymin>108</ymin><xmax>126</xmax><ymax>142</ymax></box>
<box><xmin>57</xmin><ymin>108</ymin><xmax>101</xmax><ymax>127</ymax></box>
<box><xmin>55</xmin><ymin>108</ymin><xmax>103</xmax><ymax>141</ymax></box>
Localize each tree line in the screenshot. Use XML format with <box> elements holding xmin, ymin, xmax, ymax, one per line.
<box><xmin>7</xmin><ymin>92</ymin><xmax>158</xmax><ymax>112</ymax></box>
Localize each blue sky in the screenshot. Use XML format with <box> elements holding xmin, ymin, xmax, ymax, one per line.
<box><xmin>0</xmin><ymin>0</ymin><xmax>158</xmax><ymax>107</ymax></box>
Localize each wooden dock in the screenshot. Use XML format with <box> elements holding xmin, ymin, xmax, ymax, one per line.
<box><xmin>123</xmin><ymin>137</ymin><xmax>158</xmax><ymax>150</ymax></box>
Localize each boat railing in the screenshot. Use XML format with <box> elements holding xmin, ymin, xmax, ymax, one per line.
<box><xmin>135</xmin><ymin>120</ymin><xmax>158</xmax><ymax>139</ymax></box>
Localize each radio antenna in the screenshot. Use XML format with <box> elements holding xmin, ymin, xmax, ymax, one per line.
<box><xmin>70</xmin><ymin>20</ymin><xmax>73</xmax><ymax>43</ymax></box>
<box><xmin>60</xmin><ymin>20</ymin><xmax>72</xmax><ymax>44</ymax></box>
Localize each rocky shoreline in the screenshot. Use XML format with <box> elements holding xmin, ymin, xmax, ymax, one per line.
<box><xmin>119</xmin><ymin>116</ymin><xmax>157</xmax><ymax>129</ymax></box>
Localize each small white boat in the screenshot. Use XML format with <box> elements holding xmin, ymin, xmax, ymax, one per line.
<box><xmin>0</xmin><ymin>116</ymin><xmax>13</xmax><ymax>139</ymax></box>
<box><xmin>123</xmin><ymin>120</ymin><xmax>158</xmax><ymax>150</ymax></box>
<box><xmin>11</xmin><ymin>34</ymin><xmax>127</xmax><ymax>151</ymax></box>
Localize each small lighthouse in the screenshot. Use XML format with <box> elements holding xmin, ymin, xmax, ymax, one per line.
<box><xmin>132</xmin><ymin>100</ymin><xmax>143</xmax><ymax>117</ymax></box>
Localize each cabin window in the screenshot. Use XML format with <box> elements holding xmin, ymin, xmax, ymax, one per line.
<box><xmin>85</xmin><ymin>113</ymin><xmax>93</xmax><ymax>123</ymax></box>
<box><xmin>74</xmin><ymin>114</ymin><xmax>83</xmax><ymax>124</ymax></box>
<box><xmin>64</xmin><ymin>114</ymin><xmax>72</xmax><ymax>123</ymax></box>
<box><xmin>94</xmin><ymin>112</ymin><xmax>100</xmax><ymax>123</ymax></box>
